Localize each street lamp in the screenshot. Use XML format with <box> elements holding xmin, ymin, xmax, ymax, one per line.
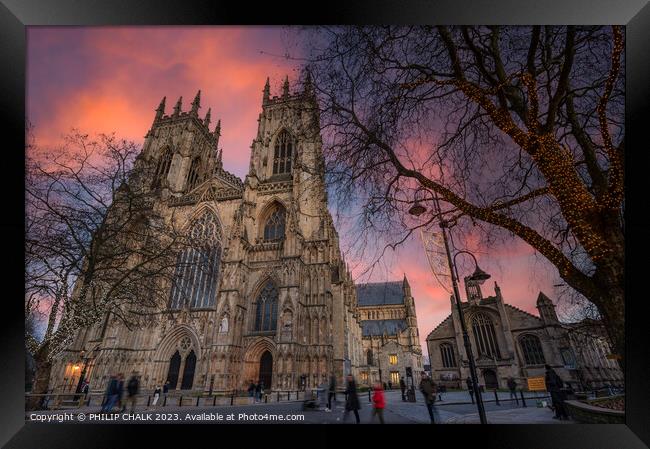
<box><xmin>409</xmin><ymin>190</ymin><xmax>489</xmax><ymax>424</ymax></box>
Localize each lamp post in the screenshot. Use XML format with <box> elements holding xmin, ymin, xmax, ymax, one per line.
<box><xmin>409</xmin><ymin>191</ymin><xmax>488</xmax><ymax>424</ymax></box>
<box><xmin>75</xmin><ymin>350</ymin><xmax>89</xmax><ymax>395</ymax></box>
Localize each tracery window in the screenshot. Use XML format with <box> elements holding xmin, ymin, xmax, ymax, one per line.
<box><xmin>263</xmin><ymin>205</ymin><xmax>286</xmax><ymax>241</ymax></box>
<box><xmin>471</xmin><ymin>313</ymin><xmax>501</xmax><ymax>358</ymax></box>
<box><xmin>440</xmin><ymin>343</ymin><xmax>457</xmax><ymax>368</ymax></box>
<box><xmin>367</xmin><ymin>349</ymin><xmax>374</xmax><ymax>366</ymax></box>
<box><xmin>186</xmin><ymin>157</ymin><xmax>201</xmax><ymax>191</ymax></box>
<box><xmin>520</xmin><ymin>334</ymin><xmax>546</xmax><ymax>365</ymax></box>
<box><xmin>153</xmin><ymin>147</ymin><xmax>173</xmax><ymax>188</ymax></box>
<box><xmin>254</xmin><ymin>280</ymin><xmax>279</xmax><ymax>332</ymax></box>
<box><xmin>272</xmin><ymin>130</ymin><xmax>293</xmax><ymax>175</ymax></box>
<box><xmin>169</xmin><ymin>210</ymin><xmax>222</xmax><ymax>309</ymax></box>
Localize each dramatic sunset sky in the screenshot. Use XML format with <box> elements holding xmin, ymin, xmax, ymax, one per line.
<box><xmin>27</xmin><ymin>26</ymin><xmax>561</xmax><ymax>354</ymax></box>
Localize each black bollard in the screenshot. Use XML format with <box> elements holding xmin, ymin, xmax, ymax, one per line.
<box><xmin>494</xmin><ymin>389</ymin><xmax>500</xmax><ymax>406</ymax></box>
<box><xmin>231</xmin><ymin>393</ymin><xmax>234</xmax><ymax>405</ymax></box>
<box><xmin>179</xmin><ymin>396</ymin><xmax>182</xmax><ymax>407</ymax></box>
<box><xmin>163</xmin><ymin>395</ymin><xmax>167</xmax><ymax>407</ymax></box>
<box><xmin>277</xmin><ymin>392</ymin><xmax>280</xmax><ymax>402</ymax></box>
<box><xmin>265</xmin><ymin>394</ymin><xmax>268</xmax><ymax>403</ymax></box>
<box><xmin>368</xmin><ymin>389</ymin><xmax>372</xmax><ymax>402</ymax></box>
<box><xmin>147</xmin><ymin>396</ymin><xmax>151</xmax><ymax>407</ymax></box>
<box><xmin>213</xmin><ymin>395</ymin><xmax>217</xmax><ymax>406</ymax></box>
<box><xmin>287</xmin><ymin>392</ymin><xmax>290</xmax><ymax>401</ymax></box>
<box><xmin>520</xmin><ymin>390</ymin><xmax>527</xmax><ymax>408</ymax></box>
<box><xmin>196</xmin><ymin>396</ymin><xmax>200</xmax><ymax>406</ymax></box>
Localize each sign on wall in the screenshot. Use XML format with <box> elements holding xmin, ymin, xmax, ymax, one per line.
<box><xmin>527</xmin><ymin>376</ymin><xmax>547</xmax><ymax>391</ymax></box>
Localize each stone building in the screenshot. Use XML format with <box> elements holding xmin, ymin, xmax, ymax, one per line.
<box><xmin>51</xmin><ymin>76</ymin><xmax>366</xmax><ymax>394</ymax></box>
<box><xmin>356</xmin><ymin>277</ymin><xmax>423</xmax><ymax>388</ymax></box>
<box><xmin>426</xmin><ymin>280</ymin><xmax>623</xmax><ymax>391</ymax></box>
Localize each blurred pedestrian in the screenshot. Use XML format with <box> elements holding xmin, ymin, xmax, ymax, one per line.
<box><xmin>466</xmin><ymin>377</ymin><xmax>474</xmax><ymax>402</ymax></box>
<box><xmin>116</xmin><ymin>373</ymin><xmax>125</xmax><ymax>412</ymax></box>
<box><xmin>400</xmin><ymin>378</ymin><xmax>406</xmax><ymax>401</ymax></box>
<box><xmin>256</xmin><ymin>381</ymin><xmax>263</xmax><ymax>402</ymax></box>
<box><xmin>370</xmin><ymin>382</ymin><xmax>385</xmax><ymax>424</ymax></box>
<box><xmin>419</xmin><ymin>372</ymin><xmax>437</xmax><ymax>424</ymax></box>
<box><xmin>248</xmin><ymin>381</ymin><xmax>256</xmax><ymax>404</ymax></box>
<box><xmin>125</xmin><ymin>372</ymin><xmax>140</xmax><ymax>413</ymax></box>
<box><xmin>343</xmin><ymin>375</ymin><xmax>361</xmax><ymax>424</ymax></box>
<box><xmin>545</xmin><ymin>365</ymin><xmax>568</xmax><ymax>420</ymax></box>
<box><xmin>326</xmin><ymin>374</ymin><xmax>337</xmax><ymax>412</ymax></box>
<box><xmin>507</xmin><ymin>377</ymin><xmax>518</xmax><ymax>402</ymax></box>
<box><xmin>152</xmin><ymin>385</ymin><xmax>161</xmax><ymax>407</ymax></box>
<box><xmin>101</xmin><ymin>375</ymin><xmax>119</xmax><ymax>413</ymax></box>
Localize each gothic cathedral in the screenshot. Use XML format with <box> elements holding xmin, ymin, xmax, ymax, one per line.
<box><xmin>51</xmin><ymin>76</ymin><xmax>368</xmax><ymax>394</ymax></box>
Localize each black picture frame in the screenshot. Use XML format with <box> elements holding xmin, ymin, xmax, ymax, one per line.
<box><xmin>2</xmin><ymin>1</ymin><xmax>648</xmax><ymax>448</ymax></box>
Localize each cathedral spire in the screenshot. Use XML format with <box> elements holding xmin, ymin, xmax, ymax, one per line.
<box><xmin>191</xmin><ymin>90</ymin><xmax>201</xmax><ymax>115</ymax></box>
<box><xmin>204</xmin><ymin>107</ymin><xmax>211</xmax><ymax>128</ymax></box>
<box><xmin>263</xmin><ymin>77</ymin><xmax>270</xmax><ymax>104</ymax></box>
<box><xmin>173</xmin><ymin>96</ymin><xmax>183</xmax><ymax>116</ymax></box>
<box><xmin>303</xmin><ymin>68</ymin><xmax>314</xmax><ymax>96</ymax></box>
<box><xmin>213</xmin><ymin>119</ymin><xmax>221</xmax><ymax>148</ymax></box>
<box><xmin>282</xmin><ymin>75</ymin><xmax>290</xmax><ymax>98</ymax></box>
<box><xmin>155</xmin><ymin>96</ymin><xmax>166</xmax><ymax>121</ymax></box>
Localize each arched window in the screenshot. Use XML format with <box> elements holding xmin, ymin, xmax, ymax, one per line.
<box><xmin>520</xmin><ymin>334</ymin><xmax>546</xmax><ymax>365</ymax></box>
<box><xmin>153</xmin><ymin>147</ymin><xmax>173</xmax><ymax>188</ymax></box>
<box><xmin>186</xmin><ymin>157</ymin><xmax>201</xmax><ymax>191</ymax></box>
<box><xmin>254</xmin><ymin>280</ymin><xmax>279</xmax><ymax>332</ymax></box>
<box><xmin>169</xmin><ymin>210</ymin><xmax>222</xmax><ymax>310</ymax></box>
<box><xmin>367</xmin><ymin>349</ymin><xmax>374</xmax><ymax>366</ymax></box>
<box><xmin>263</xmin><ymin>205</ymin><xmax>286</xmax><ymax>241</ymax></box>
<box><xmin>471</xmin><ymin>313</ymin><xmax>500</xmax><ymax>358</ymax></box>
<box><xmin>440</xmin><ymin>343</ymin><xmax>456</xmax><ymax>368</ymax></box>
<box><xmin>273</xmin><ymin>130</ymin><xmax>293</xmax><ymax>175</ymax></box>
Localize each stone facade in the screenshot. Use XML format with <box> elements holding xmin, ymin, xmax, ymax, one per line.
<box><xmin>356</xmin><ymin>278</ymin><xmax>423</xmax><ymax>388</ymax></box>
<box><xmin>51</xmin><ymin>77</ymin><xmax>366</xmax><ymax>394</ymax></box>
<box><xmin>425</xmin><ymin>281</ymin><xmax>623</xmax><ymax>391</ymax></box>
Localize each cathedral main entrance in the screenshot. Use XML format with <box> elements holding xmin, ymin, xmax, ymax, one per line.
<box><xmin>259</xmin><ymin>351</ymin><xmax>273</xmax><ymax>389</ymax></box>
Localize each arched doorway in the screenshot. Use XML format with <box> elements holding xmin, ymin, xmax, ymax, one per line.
<box><xmin>181</xmin><ymin>350</ymin><xmax>196</xmax><ymax>390</ymax></box>
<box><xmin>483</xmin><ymin>369</ymin><xmax>498</xmax><ymax>389</ymax></box>
<box><xmin>259</xmin><ymin>351</ymin><xmax>273</xmax><ymax>390</ymax></box>
<box><xmin>167</xmin><ymin>351</ymin><xmax>181</xmax><ymax>389</ymax></box>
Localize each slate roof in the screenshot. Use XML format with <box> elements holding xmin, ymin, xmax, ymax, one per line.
<box><xmin>356</xmin><ymin>281</ymin><xmax>404</xmax><ymax>306</ymax></box>
<box><xmin>361</xmin><ymin>319</ymin><xmax>408</xmax><ymax>337</ymax></box>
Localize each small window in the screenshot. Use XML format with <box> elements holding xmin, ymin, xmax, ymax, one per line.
<box><xmin>440</xmin><ymin>343</ymin><xmax>456</xmax><ymax>368</ymax></box>
<box><xmin>389</xmin><ymin>354</ymin><xmax>398</xmax><ymax>365</ymax></box>
<box><xmin>186</xmin><ymin>157</ymin><xmax>201</xmax><ymax>191</ymax></box>
<box><xmin>390</xmin><ymin>371</ymin><xmax>400</xmax><ymax>384</ymax></box>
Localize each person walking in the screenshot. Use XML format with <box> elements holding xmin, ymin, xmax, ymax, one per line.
<box><xmin>400</xmin><ymin>378</ymin><xmax>406</xmax><ymax>401</ymax></box>
<box><xmin>370</xmin><ymin>382</ymin><xmax>385</xmax><ymax>424</ymax></box>
<box><xmin>545</xmin><ymin>365</ymin><xmax>568</xmax><ymax>420</ymax></box>
<box><xmin>152</xmin><ymin>385</ymin><xmax>161</xmax><ymax>407</ymax></box>
<box><xmin>116</xmin><ymin>373</ymin><xmax>125</xmax><ymax>412</ymax></box>
<box><xmin>419</xmin><ymin>372</ymin><xmax>437</xmax><ymax>424</ymax></box>
<box><xmin>101</xmin><ymin>375</ymin><xmax>119</xmax><ymax>413</ymax></box>
<box><xmin>247</xmin><ymin>381</ymin><xmax>256</xmax><ymax>404</ymax></box>
<box><xmin>466</xmin><ymin>376</ymin><xmax>474</xmax><ymax>402</ymax></box>
<box><xmin>125</xmin><ymin>372</ymin><xmax>140</xmax><ymax>413</ymax></box>
<box><xmin>343</xmin><ymin>375</ymin><xmax>361</xmax><ymax>424</ymax></box>
<box><xmin>256</xmin><ymin>381</ymin><xmax>263</xmax><ymax>402</ymax></box>
<box><xmin>507</xmin><ymin>377</ymin><xmax>518</xmax><ymax>403</ymax></box>
<box><xmin>326</xmin><ymin>374</ymin><xmax>337</xmax><ymax>412</ymax></box>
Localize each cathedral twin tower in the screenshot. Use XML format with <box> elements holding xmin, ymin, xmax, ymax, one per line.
<box><xmin>53</xmin><ymin>76</ymin><xmax>366</xmax><ymax>394</ymax></box>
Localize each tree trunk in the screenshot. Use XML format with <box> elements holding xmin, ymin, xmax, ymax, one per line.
<box><xmin>27</xmin><ymin>349</ymin><xmax>53</xmax><ymax>410</ymax></box>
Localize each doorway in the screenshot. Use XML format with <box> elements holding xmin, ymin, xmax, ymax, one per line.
<box><xmin>483</xmin><ymin>369</ymin><xmax>498</xmax><ymax>389</ymax></box>
<box><xmin>166</xmin><ymin>350</ymin><xmax>181</xmax><ymax>389</ymax></box>
<box><xmin>181</xmin><ymin>350</ymin><xmax>196</xmax><ymax>390</ymax></box>
<box><xmin>259</xmin><ymin>351</ymin><xmax>273</xmax><ymax>390</ymax></box>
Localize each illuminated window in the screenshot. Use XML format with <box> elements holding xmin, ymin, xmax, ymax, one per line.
<box><xmin>389</xmin><ymin>354</ymin><xmax>398</xmax><ymax>365</ymax></box>
<box><xmin>360</xmin><ymin>371</ymin><xmax>368</xmax><ymax>382</ymax></box>
<box><xmin>390</xmin><ymin>371</ymin><xmax>400</xmax><ymax>384</ymax></box>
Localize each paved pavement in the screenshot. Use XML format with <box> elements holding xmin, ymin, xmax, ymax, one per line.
<box><xmin>27</xmin><ymin>389</ymin><xmax>570</xmax><ymax>424</ymax></box>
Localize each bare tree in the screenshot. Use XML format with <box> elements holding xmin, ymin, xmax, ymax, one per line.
<box><xmin>304</xmin><ymin>26</ymin><xmax>625</xmax><ymax>368</ymax></box>
<box><xmin>25</xmin><ymin>131</ymin><xmax>193</xmax><ymax>407</ymax></box>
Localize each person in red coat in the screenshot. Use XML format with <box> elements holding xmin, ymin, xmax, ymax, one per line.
<box><xmin>371</xmin><ymin>382</ymin><xmax>385</xmax><ymax>424</ymax></box>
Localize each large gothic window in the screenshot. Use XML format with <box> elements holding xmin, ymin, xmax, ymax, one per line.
<box><xmin>440</xmin><ymin>343</ymin><xmax>456</xmax><ymax>368</ymax></box>
<box><xmin>169</xmin><ymin>210</ymin><xmax>222</xmax><ymax>310</ymax></box>
<box><xmin>153</xmin><ymin>147</ymin><xmax>173</xmax><ymax>188</ymax></box>
<box><xmin>272</xmin><ymin>130</ymin><xmax>293</xmax><ymax>175</ymax></box>
<box><xmin>520</xmin><ymin>334</ymin><xmax>546</xmax><ymax>365</ymax></box>
<box><xmin>254</xmin><ymin>280</ymin><xmax>279</xmax><ymax>332</ymax></box>
<box><xmin>471</xmin><ymin>313</ymin><xmax>501</xmax><ymax>358</ymax></box>
<box><xmin>186</xmin><ymin>157</ymin><xmax>201</xmax><ymax>191</ymax></box>
<box><xmin>263</xmin><ymin>205</ymin><xmax>286</xmax><ymax>241</ymax></box>
<box><xmin>367</xmin><ymin>349</ymin><xmax>374</xmax><ymax>366</ymax></box>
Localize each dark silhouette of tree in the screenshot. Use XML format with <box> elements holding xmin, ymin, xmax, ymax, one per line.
<box><xmin>305</xmin><ymin>26</ymin><xmax>624</xmax><ymax>368</ymax></box>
